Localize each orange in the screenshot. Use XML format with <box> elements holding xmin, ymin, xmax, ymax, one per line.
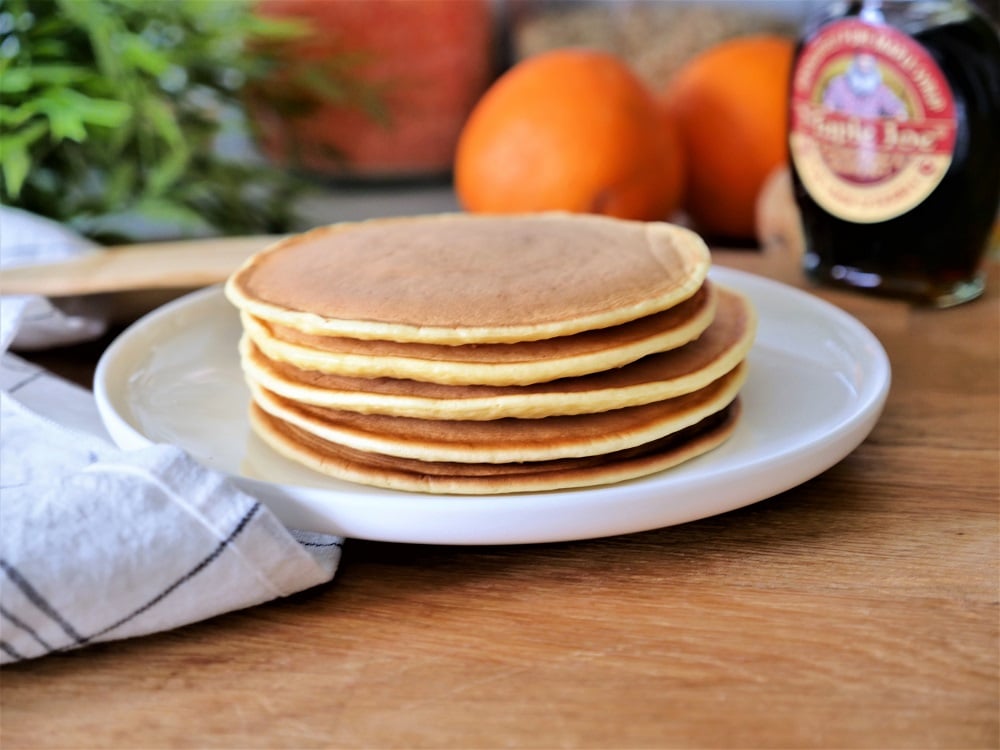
<box><xmin>454</xmin><ymin>49</ymin><xmax>685</xmax><ymax>221</ymax></box>
<box><xmin>660</xmin><ymin>35</ymin><xmax>795</xmax><ymax>240</ymax></box>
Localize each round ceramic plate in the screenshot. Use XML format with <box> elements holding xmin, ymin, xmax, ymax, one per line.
<box><xmin>94</xmin><ymin>267</ymin><xmax>890</xmax><ymax>545</ymax></box>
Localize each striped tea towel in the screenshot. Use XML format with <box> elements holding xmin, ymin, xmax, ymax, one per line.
<box><xmin>0</xmin><ymin>208</ymin><xmax>341</xmax><ymax>664</ymax></box>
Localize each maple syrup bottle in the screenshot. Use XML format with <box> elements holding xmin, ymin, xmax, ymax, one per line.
<box><xmin>789</xmin><ymin>0</ymin><xmax>1000</xmax><ymax>307</ymax></box>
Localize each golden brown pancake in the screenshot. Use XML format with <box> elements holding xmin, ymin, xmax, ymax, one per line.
<box><xmin>249</xmin><ymin>400</ymin><xmax>741</xmax><ymax>494</ymax></box>
<box><xmin>241</xmin><ymin>282</ymin><xmax>718</xmax><ymax>386</ymax></box>
<box><xmin>240</xmin><ymin>286</ymin><xmax>756</xmax><ymax>419</ymax></box>
<box><xmin>248</xmin><ymin>362</ymin><xmax>746</xmax><ymax>463</ymax></box>
<box><xmin>228</xmin><ymin>212</ymin><xmax>752</xmax><ymax>495</ymax></box>
<box><xmin>225</xmin><ymin>212</ymin><xmax>711</xmax><ymax>344</ymax></box>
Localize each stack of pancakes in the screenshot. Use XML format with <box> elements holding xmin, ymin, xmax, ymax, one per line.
<box><xmin>225</xmin><ymin>213</ymin><xmax>755</xmax><ymax>494</ymax></box>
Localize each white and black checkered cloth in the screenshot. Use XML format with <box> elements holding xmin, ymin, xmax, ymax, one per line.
<box><xmin>0</xmin><ymin>208</ymin><xmax>341</xmax><ymax>664</ymax></box>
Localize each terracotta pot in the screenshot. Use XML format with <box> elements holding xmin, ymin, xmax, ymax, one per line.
<box><xmin>252</xmin><ymin>0</ymin><xmax>497</xmax><ymax>180</ymax></box>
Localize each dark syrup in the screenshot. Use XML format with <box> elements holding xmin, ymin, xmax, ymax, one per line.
<box><xmin>792</xmin><ymin>6</ymin><xmax>1000</xmax><ymax>306</ymax></box>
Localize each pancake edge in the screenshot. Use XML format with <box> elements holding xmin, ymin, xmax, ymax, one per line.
<box><xmin>247</xmin><ymin>361</ymin><xmax>747</xmax><ymax>463</ymax></box>
<box><xmin>248</xmin><ymin>400</ymin><xmax>742</xmax><ymax>495</ymax></box>
<box><xmin>224</xmin><ymin>213</ymin><xmax>712</xmax><ymax>345</ymax></box>
<box><xmin>239</xmin><ymin>287</ymin><xmax>757</xmax><ymax>419</ymax></box>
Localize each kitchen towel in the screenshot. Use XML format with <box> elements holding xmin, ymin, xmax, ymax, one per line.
<box><xmin>0</xmin><ymin>208</ymin><xmax>341</xmax><ymax>665</ymax></box>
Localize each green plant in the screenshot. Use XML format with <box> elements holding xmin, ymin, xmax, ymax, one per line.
<box><xmin>0</xmin><ymin>0</ymin><xmax>378</xmax><ymax>243</ymax></box>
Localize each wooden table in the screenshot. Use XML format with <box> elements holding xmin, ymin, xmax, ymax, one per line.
<box><xmin>2</xmin><ymin>248</ymin><xmax>997</xmax><ymax>749</ymax></box>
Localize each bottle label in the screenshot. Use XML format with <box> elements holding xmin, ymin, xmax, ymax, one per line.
<box><xmin>789</xmin><ymin>18</ymin><xmax>957</xmax><ymax>223</ymax></box>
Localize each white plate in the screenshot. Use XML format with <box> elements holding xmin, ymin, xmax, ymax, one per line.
<box><xmin>95</xmin><ymin>267</ymin><xmax>890</xmax><ymax>545</ymax></box>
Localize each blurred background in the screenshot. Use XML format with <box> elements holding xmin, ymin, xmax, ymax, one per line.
<box><xmin>2</xmin><ymin>0</ymin><xmax>995</xmax><ymax>249</ymax></box>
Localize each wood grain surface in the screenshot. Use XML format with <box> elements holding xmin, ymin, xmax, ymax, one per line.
<box><xmin>1</xmin><ymin>247</ymin><xmax>997</xmax><ymax>750</ymax></box>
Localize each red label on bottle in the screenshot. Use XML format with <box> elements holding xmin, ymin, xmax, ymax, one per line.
<box><xmin>790</xmin><ymin>18</ymin><xmax>957</xmax><ymax>223</ymax></box>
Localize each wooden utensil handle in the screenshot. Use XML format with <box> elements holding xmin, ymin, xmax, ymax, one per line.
<box><xmin>0</xmin><ymin>235</ymin><xmax>281</xmax><ymax>297</ymax></box>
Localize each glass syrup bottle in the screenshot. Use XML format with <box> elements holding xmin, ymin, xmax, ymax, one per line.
<box><xmin>788</xmin><ymin>0</ymin><xmax>1000</xmax><ymax>307</ymax></box>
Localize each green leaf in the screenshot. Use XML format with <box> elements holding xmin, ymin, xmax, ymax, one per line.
<box><xmin>0</xmin><ymin>120</ymin><xmax>50</xmax><ymax>154</ymax></box>
<box><xmin>30</xmin><ymin>88</ymin><xmax>131</xmax><ymax>139</ymax></box>
<box><xmin>103</xmin><ymin>159</ymin><xmax>138</xmax><ymax>207</ymax></box>
<box><xmin>121</xmin><ymin>34</ymin><xmax>170</xmax><ymax>77</ymax></box>
<box><xmin>40</xmin><ymin>96</ymin><xmax>88</xmax><ymax>142</ymax></box>
<box><xmin>67</xmin><ymin>91</ymin><xmax>132</xmax><ymax>128</ymax></box>
<box><xmin>69</xmin><ymin>196</ymin><xmax>213</xmax><ymax>243</ymax></box>
<box><xmin>0</xmin><ymin>69</ymin><xmax>32</xmax><ymax>93</ymax></box>
<box><xmin>0</xmin><ymin>101</ymin><xmax>42</xmax><ymax>127</ymax></box>
<box><xmin>1</xmin><ymin>143</ymin><xmax>32</xmax><ymax>198</ymax></box>
<box><xmin>134</xmin><ymin>196</ymin><xmax>209</xmax><ymax>227</ymax></box>
<box><xmin>141</xmin><ymin>97</ymin><xmax>189</xmax><ymax>194</ymax></box>
<box><xmin>30</xmin><ymin>39</ymin><xmax>71</xmax><ymax>58</ymax></box>
<box><xmin>76</xmin><ymin>9</ymin><xmax>125</xmax><ymax>83</ymax></box>
<box><xmin>4</xmin><ymin>64</ymin><xmax>92</xmax><ymax>88</ymax></box>
<box><xmin>0</xmin><ymin>121</ymin><xmax>49</xmax><ymax>197</ymax></box>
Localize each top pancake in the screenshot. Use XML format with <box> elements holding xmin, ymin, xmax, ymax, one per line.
<box><xmin>225</xmin><ymin>212</ymin><xmax>711</xmax><ymax>345</ymax></box>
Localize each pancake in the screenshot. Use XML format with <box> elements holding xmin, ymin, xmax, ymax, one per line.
<box><xmin>248</xmin><ymin>361</ymin><xmax>746</xmax><ymax>463</ymax></box>
<box><xmin>240</xmin><ymin>286</ymin><xmax>756</xmax><ymax>419</ymax></box>
<box><xmin>248</xmin><ymin>400</ymin><xmax>741</xmax><ymax>495</ymax></box>
<box><xmin>225</xmin><ymin>212</ymin><xmax>711</xmax><ymax>344</ymax></box>
<box><xmin>229</xmin><ymin>212</ymin><xmax>753</xmax><ymax>495</ymax></box>
<box><xmin>241</xmin><ymin>282</ymin><xmax>718</xmax><ymax>386</ymax></box>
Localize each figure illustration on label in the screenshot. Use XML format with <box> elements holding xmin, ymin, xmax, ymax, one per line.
<box><xmin>823</xmin><ymin>53</ymin><xmax>909</xmax><ymax>119</ymax></box>
<box><xmin>789</xmin><ymin>1</ymin><xmax>1000</xmax><ymax>307</ymax></box>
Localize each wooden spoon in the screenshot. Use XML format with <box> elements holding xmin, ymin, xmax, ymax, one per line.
<box><xmin>0</xmin><ymin>235</ymin><xmax>281</xmax><ymax>297</ymax></box>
